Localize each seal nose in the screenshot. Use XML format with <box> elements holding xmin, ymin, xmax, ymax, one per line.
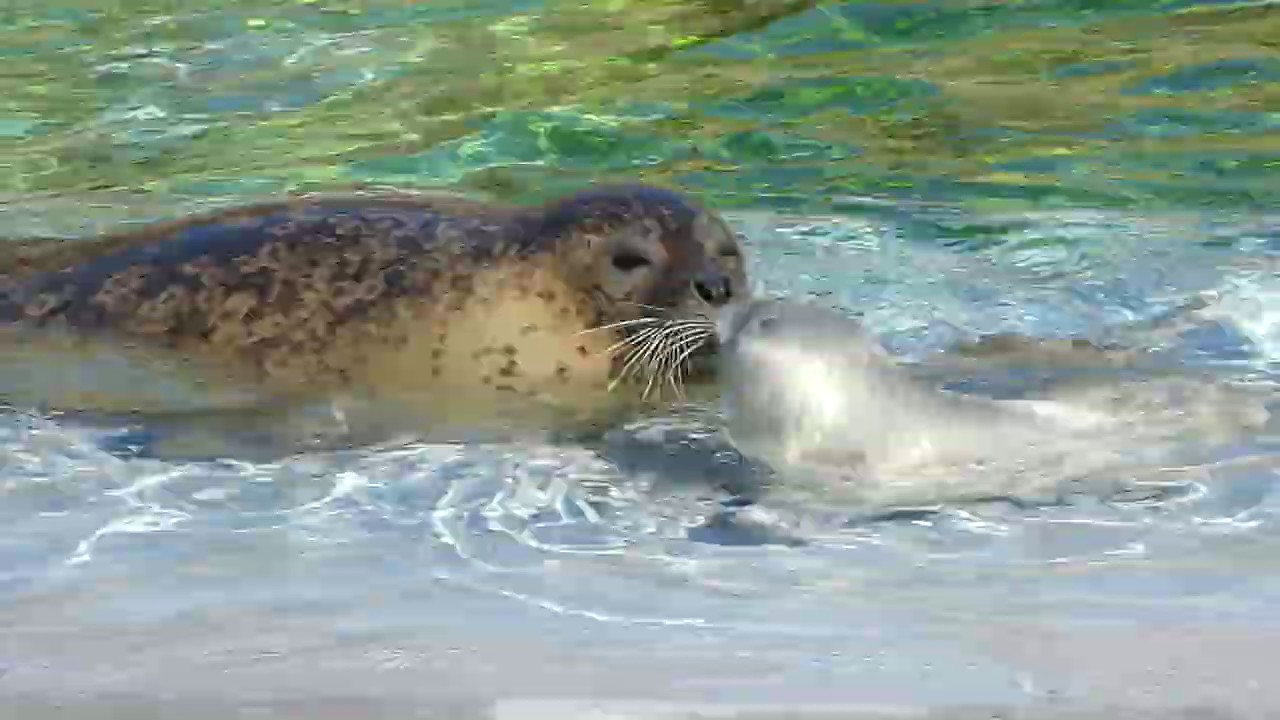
<box><xmin>692</xmin><ymin>270</ymin><xmax>734</xmax><ymax>306</ymax></box>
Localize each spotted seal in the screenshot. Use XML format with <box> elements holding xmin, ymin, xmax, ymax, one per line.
<box><xmin>0</xmin><ymin>184</ymin><xmax>750</xmax><ymax>451</ymax></box>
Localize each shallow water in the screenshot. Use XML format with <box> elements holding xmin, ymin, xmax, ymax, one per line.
<box><xmin>3</xmin><ymin>1</ymin><xmax>1280</xmax><ymax>718</ymax></box>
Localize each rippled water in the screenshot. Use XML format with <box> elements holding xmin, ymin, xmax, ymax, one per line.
<box><xmin>2</xmin><ymin>0</ymin><xmax>1278</xmax><ymax>209</ymax></box>
<box><xmin>3</xmin><ymin>1</ymin><xmax>1280</xmax><ymax>718</ymax></box>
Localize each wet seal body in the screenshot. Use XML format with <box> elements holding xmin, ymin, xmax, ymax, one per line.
<box><xmin>0</xmin><ymin>185</ymin><xmax>749</xmax><ymax>450</ymax></box>
<box><xmin>711</xmin><ymin>298</ymin><xmax>1117</xmax><ymax>505</ymax></box>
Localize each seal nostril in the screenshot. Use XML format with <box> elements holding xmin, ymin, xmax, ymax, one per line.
<box><xmin>693</xmin><ymin>273</ymin><xmax>733</xmax><ymax>305</ymax></box>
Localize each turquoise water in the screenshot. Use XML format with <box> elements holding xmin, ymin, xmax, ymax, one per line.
<box><xmin>3</xmin><ymin>2</ymin><xmax>1280</xmax><ymax>718</ymax></box>
<box><xmin>2</xmin><ymin>0</ymin><xmax>1278</xmax><ymax>213</ymax></box>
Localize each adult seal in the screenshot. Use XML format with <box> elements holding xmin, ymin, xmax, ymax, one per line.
<box><xmin>0</xmin><ymin>184</ymin><xmax>750</xmax><ymax>453</ymax></box>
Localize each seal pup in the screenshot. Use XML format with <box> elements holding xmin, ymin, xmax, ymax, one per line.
<box><xmin>706</xmin><ymin>297</ymin><xmax>1133</xmax><ymax>506</ymax></box>
<box><xmin>704</xmin><ymin>297</ymin><xmax>1280</xmax><ymax>511</ymax></box>
<box><xmin>0</xmin><ymin>184</ymin><xmax>749</xmax><ymax>456</ymax></box>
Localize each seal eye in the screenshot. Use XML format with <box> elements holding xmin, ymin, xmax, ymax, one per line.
<box><xmin>612</xmin><ymin>252</ymin><xmax>652</xmax><ymax>272</ymax></box>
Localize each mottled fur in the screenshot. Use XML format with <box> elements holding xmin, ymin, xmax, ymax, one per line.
<box><xmin>0</xmin><ymin>185</ymin><xmax>749</xmax><ymax>439</ymax></box>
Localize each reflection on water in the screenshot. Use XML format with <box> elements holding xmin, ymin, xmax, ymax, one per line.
<box><xmin>0</xmin><ymin>0</ymin><xmax>1277</xmax><ymax>208</ymax></box>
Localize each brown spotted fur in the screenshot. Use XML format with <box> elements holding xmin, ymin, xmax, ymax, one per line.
<box><xmin>0</xmin><ymin>185</ymin><xmax>750</xmax><ymax>429</ymax></box>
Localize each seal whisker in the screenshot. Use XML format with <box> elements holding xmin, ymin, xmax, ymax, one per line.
<box><xmin>607</xmin><ymin>327</ymin><xmax>669</xmax><ymax>391</ymax></box>
<box><xmin>642</xmin><ymin>364</ymin><xmax>662</xmax><ymax>400</ymax></box>
<box><xmin>615</xmin><ymin>300</ymin><xmax>672</xmax><ymax>315</ymax></box>
<box><xmin>597</xmin><ymin>311</ymin><xmax>718</xmax><ymax>398</ymax></box>
<box><xmin>611</xmin><ymin>321</ymin><xmax>691</xmax><ymax>394</ymax></box>
<box><xmin>576</xmin><ymin>317</ymin><xmax>662</xmax><ymax>336</ymax></box>
<box><xmin>665</xmin><ymin>329</ymin><xmax>715</xmax><ymax>397</ymax></box>
<box><xmin>608</xmin><ymin>350</ymin><xmax>650</xmax><ymax>392</ymax></box>
<box><xmin>654</xmin><ymin>340</ymin><xmax>689</xmax><ymax>400</ymax></box>
<box><xmin>638</xmin><ymin>330</ymin><xmax>680</xmax><ymax>400</ymax></box>
<box><xmin>632</xmin><ymin>319</ymin><xmax>710</xmax><ymax>351</ymax></box>
<box><xmin>634</xmin><ymin>323</ymin><xmax>711</xmax><ymax>400</ymax></box>
<box><xmin>601</xmin><ymin>317</ymin><xmax>707</xmax><ymax>355</ymax></box>
<box><xmin>650</xmin><ymin>326</ymin><xmax>713</xmax><ymax>400</ymax></box>
<box><xmin>643</xmin><ymin>326</ymin><xmax>699</xmax><ymax>373</ymax></box>
<box><xmin>620</xmin><ymin>327</ymin><xmax>677</xmax><ymax>392</ymax></box>
<box><xmin>603</xmin><ymin>324</ymin><xmax>667</xmax><ymax>358</ymax></box>
<box><xmin>667</xmin><ymin>324</ymin><xmax>714</xmax><ymax>369</ymax></box>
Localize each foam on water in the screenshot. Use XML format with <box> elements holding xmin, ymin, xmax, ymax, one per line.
<box><xmin>4</xmin><ymin>208</ymin><xmax>1280</xmax><ymax>716</ymax></box>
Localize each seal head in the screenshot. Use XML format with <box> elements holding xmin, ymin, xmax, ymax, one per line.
<box><xmin>714</xmin><ymin>298</ymin><xmax>906</xmax><ymax>468</ymax></box>
<box><xmin>530</xmin><ymin>184</ymin><xmax>747</xmax><ymax>337</ymax></box>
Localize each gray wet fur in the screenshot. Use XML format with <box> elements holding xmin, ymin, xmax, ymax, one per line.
<box><xmin>713</xmin><ymin>298</ymin><xmax>1097</xmax><ymax>481</ymax></box>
